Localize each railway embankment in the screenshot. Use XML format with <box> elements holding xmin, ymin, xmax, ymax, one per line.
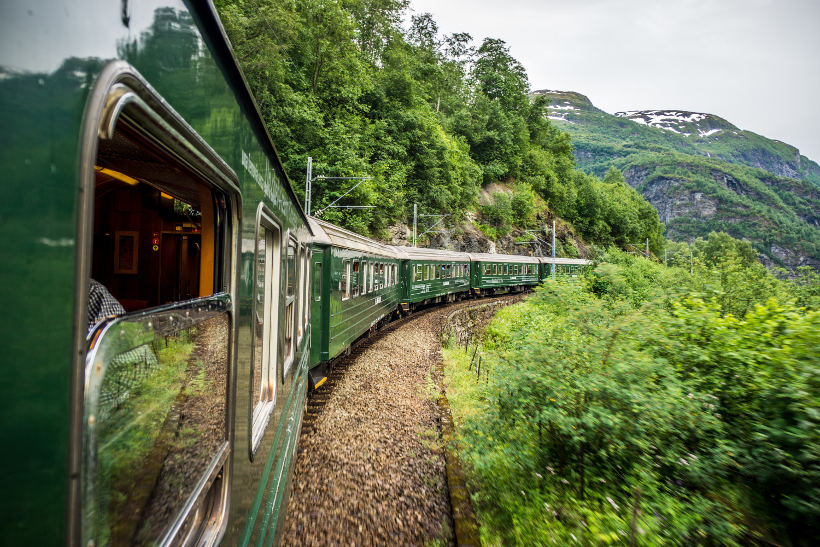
<box><xmin>283</xmin><ymin>296</ymin><xmax>521</xmax><ymax>545</ymax></box>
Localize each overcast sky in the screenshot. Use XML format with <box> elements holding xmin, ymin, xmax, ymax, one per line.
<box><xmin>408</xmin><ymin>0</ymin><xmax>820</xmax><ymax>162</ymax></box>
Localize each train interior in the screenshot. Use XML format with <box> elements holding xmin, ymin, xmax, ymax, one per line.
<box><xmin>91</xmin><ymin>121</ymin><xmax>223</xmax><ymax>314</ymax></box>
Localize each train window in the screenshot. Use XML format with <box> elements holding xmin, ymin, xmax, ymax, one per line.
<box><xmin>297</xmin><ymin>245</ymin><xmax>305</xmax><ymax>340</ymax></box>
<box><xmin>369</xmin><ymin>263</ymin><xmax>375</xmax><ymax>292</ymax></box>
<box><xmin>90</xmin><ymin>134</ymin><xmax>226</xmax><ymax>317</ymax></box>
<box><xmin>352</xmin><ymin>261</ymin><xmax>360</xmax><ymax>297</ymax></box>
<box><xmin>302</xmin><ymin>248</ymin><xmax>311</xmax><ymax>329</ymax></box>
<box><xmin>80</xmin><ymin>75</ymin><xmax>239</xmax><ymax>547</ymax></box>
<box><xmin>362</xmin><ymin>261</ymin><xmax>368</xmax><ymax>294</ymax></box>
<box><xmin>342</xmin><ymin>260</ymin><xmax>350</xmax><ymax>300</ymax></box>
<box><xmin>284</xmin><ymin>238</ymin><xmax>297</xmax><ymax>376</ymax></box>
<box><xmin>379</xmin><ymin>264</ymin><xmax>385</xmax><ymax>288</ymax></box>
<box><xmin>314</xmin><ymin>262</ymin><xmax>322</xmax><ymax>302</ymax></box>
<box><xmin>251</xmin><ymin>206</ymin><xmax>281</xmax><ymax>454</ymax></box>
<box><xmin>385</xmin><ymin>263</ymin><xmax>390</xmax><ymax>287</ymax></box>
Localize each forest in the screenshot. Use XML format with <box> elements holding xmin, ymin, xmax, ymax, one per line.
<box><xmin>215</xmin><ymin>0</ymin><xmax>664</xmax><ymax>253</ymax></box>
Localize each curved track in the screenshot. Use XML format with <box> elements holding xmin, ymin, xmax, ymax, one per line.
<box><xmin>283</xmin><ymin>296</ymin><xmax>521</xmax><ymax>545</ymax></box>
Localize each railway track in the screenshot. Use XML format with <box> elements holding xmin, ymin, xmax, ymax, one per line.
<box><xmin>300</xmin><ymin>304</ymin><xmax>434</xmax><ymax>431</ymax></box>
<box><xmin>287</xmin><ymin>293</ymin><xmax>523</xmax><ymax>545</ymax></box>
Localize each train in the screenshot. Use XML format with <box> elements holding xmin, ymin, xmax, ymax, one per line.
<box><xmin>0</xmin><ymin>2</ymin><xmax>587</xmax><ymax>546</ymax></box>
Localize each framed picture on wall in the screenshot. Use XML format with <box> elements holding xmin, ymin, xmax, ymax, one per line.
<box><xmin>114</xmin><ymin>230</ymin><xmax>139</xmax><ymax>274</ymax></box>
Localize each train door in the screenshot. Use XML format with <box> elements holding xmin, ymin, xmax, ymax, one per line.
<box><xmin>73</xmin><ymin>67</ymin><xmax>239</xmax><ymax>547</ymax></box>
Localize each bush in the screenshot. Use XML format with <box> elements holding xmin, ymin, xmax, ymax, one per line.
<box><xmin>445</xmin><ymin>257</ymin><xmax>819</xmax><ymax>545</ymax></box>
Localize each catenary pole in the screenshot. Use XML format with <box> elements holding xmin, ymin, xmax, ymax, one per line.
<box><xmin>413</xmin><ymin>203</ymin><xmax>417</xmax><ymax>247</ymax></box>
<box><xmin>305</xmin><ymin>156</ymin><xmax>312</xmax><ymax>216</ymax></box>
<box><xmin>551</xmin><ymin>219</ymin><xmax>556</xmax><ymax>279</ymax></box>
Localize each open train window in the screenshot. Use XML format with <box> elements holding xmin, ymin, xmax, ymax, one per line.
<box><xmin>379</xmin><ymin>264</ymin><xmax>385</xmax><ymax>288</ymax></box>
<box><xmin>342</xmin><ymin>260</ymin><xmax>350</xmax><ymax>300</ymax></box>
<box><xmin>369</xmin><ymin>263</ymin><xmax>374</xmax><ymax>292</ymax></box>
<box><xmin>90</xmin><ymin>126</ymin><xmax>226</xmax><ymax>318</ymax></box>
<box><xmin>78</xmin><ymin>69</ymin><xmax>238</xmax><ymax>547</ymax></box>
<box><xmin>352</xmin><ymin>260</ymin><xmax>360</xmax><ymax>297</ymax></box>
<box><xmin>251</xmin><ymin>205</ymin><xmax>282</xmax><ymax>454</ymax></box>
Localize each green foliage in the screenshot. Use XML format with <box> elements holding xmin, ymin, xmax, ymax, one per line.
<box><xmin>217</xmin><ymin>1</ymin><xmax>665</xmax><ymax>252</ymax></box>
<box><xmin>445</xmin><ymin>252</ymin><xmax>819</xmax><ymax>545</ymax></box>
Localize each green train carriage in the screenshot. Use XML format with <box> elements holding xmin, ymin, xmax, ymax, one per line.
<box><xmin>468</xmin><ymin>253</ymin><xmax>541</xmax><ymax>295</ymax></box>
<box><xmin>307</xmin><ymin>218</ymin><xmax>401</xmax><ymax>386</ymax></box>
<box><xmin>1</xmin><ymin>2</ymin><xmax>315</xmax><ymax>545</ymax></box>
<box><xmin>393</xmin><ymin>246</ymin><xmax>472</xmax><ymax>312</ymax></box>
<box><xmin>538</xmin><ymin>257</ymin><xmax>591</xmax><ymax>279</ymax></box>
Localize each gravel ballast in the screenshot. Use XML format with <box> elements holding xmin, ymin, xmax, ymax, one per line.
<box><xmin>283</xmin><ymin>296</ymin><xmax>520</xmax><ymax>545</ymax></box>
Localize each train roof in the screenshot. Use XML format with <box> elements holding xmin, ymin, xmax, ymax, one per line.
<box><xmin>309</xmin><ymin>217</ymin><xmax>398</xmax><ymax>256</ymax></box>
<box><xmin>467</xmin><ymin>252</ymin><xmax>541</xmax><ymax>264</ymax></box>
<box><xmin>388</xmin><ymin>246</ymin><xmax>470</xmax><ymax>262</ymax></box>
<box><xmin>538</xmin><ymin>257</ymin><xmax>591</xmax><ymax>265</ymax></box>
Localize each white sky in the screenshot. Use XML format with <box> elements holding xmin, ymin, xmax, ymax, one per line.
<box><xmin>408</xmin><ymin>0</ymin><xmax>820</xmax><ymax>162</ymax></box>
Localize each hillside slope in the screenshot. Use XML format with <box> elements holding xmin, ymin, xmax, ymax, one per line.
<box><xmin>535</xmin><ymin>90</ymin><xmax>820</xmax><ymax>269</ymax></box>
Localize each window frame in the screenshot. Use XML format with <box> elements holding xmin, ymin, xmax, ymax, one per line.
<box><xmin>283</xmin><ymin>234</ymin><xmax>298</xmax><ymax>379</ymax></box>
<box><xmin>74</xmin><ymin>62</ymin><xmax>241</xmax><ymax>547</ymax></box>
<box><xmin>342</xmin><ymin>259</ymin><xmax>351</xmax><ymax>300</ymax></box>
<box><xmin>250</xmin><ymin>204</ymin><xmax>282</xmax><ymax>455</ymax></box>
<box><xmin>352</xmin><ymin>260</ymin><xmax>360</xmax><ymax>297</ymax></box>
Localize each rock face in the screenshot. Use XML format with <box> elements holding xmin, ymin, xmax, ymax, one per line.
<box><xmin>386</xmin><ymin>210</ymin><xmax>590</xmax><ymax>260</ymax></box>
<box><xmin>642</xmin><ymin>177</ymin><xmax>717</xmax><ymax>225</ymax></box>
<box><xmin>534</xmin><ymin>89</ymin><xmax>820</xmax><ymax>270</ymax></box>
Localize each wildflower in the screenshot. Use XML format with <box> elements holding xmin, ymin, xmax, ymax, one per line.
<box><xmin>535</xmin><ymin>472</ymin><xmax>543</xmax><ymax>479</ymax></box>
<box><xmin>570</xmin><ymin>533</ymin><xmax>578</xmax><ymax>542</ymax></box>
<box><xmin>679</xmin><ymin>457</ymin><xmax>689</xmax><ymax>466</ymax></box>
<box><xmin>606</xmin><ymin>497</ymin><xmax>619</xmax><ymax>511</ymax></box>
<box><xmin>561</xmin><ymin>478</ymin><xmax>569</xmax><ymax>485</ymax></box>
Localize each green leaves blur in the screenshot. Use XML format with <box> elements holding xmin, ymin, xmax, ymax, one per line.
<box><xmin>445</xmin><ymin>250</ymin><xmax>819</xmax><ymax>545</ymax></box>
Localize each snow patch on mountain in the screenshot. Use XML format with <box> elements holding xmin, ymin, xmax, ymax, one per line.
<box><xmin>614</xmin><ymin>109</ymin><xmax>737</xmax><ymax>139</ymax></box>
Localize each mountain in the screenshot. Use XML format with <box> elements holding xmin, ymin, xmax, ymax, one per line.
<box><xmin>535</xmin><ymin>90</ymin><xmax>820</xmax><ymax>270</ymax></box>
